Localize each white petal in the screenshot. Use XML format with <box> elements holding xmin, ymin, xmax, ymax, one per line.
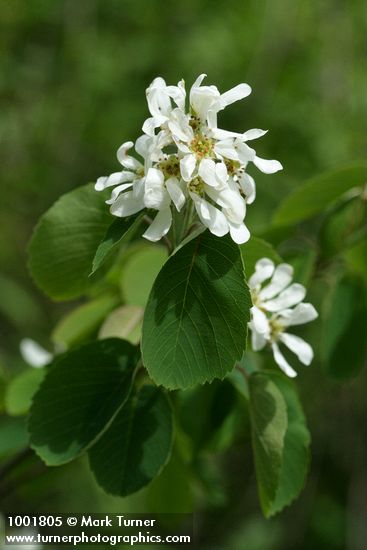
<box><xmin>95</xmin><ymin>171</ymin><xmax>135</xmax><ymax>191</ymax></box>
<box><xmin>105</xmin><ymin>183</ymin><xmax>134</xmax><ymax>204</ymax></box>
<box><xmin>259</xmin><ymin>264</ymin><xmax>294</xmax><ymax>300</ymax></box>
<box><xmin>220</xmin><ymin>83</ymin><xmax>252</xmax><ymax>108</ymax></box>
<box><xmin>205</xmin><ymin>185</ymin><xmax>241</xmax><ymax>210</ymax></box>
<box><xmin>175</xmin><ymin>140</ymin><xmax>191</xmax><ymax>154</ymax></box>
<box><xmin>191</xmin><ymin>73</ymin><xmax>207</xmax><ymax>89</ymax></box>
<box><xmin>190</xmin><ymin>82</ymin><xmax>220</xmax><ymax>120</ymax></box>
<box><xmin>135</xmin><ymin>134</ymin><xmax>152</xmax><ymax>160</ymax></box>
<box><xmin>198</xmin><ymin>158</ymin><xmax>217</xmax><ymax>187</ymax></box>
<box><xmin>253</xmin><ymin>156</ymin><xmax>283</xmax><ymax>174</ymax></box>
<box><xmin>146</xmin><ymin>80</ymin><xmax>172</xmax><ymax>119</ymax></box>
<box><xmin>144</xmin><ymin>168</ymin><xmax>169</xmax><ymax>210</ymax></box>
<box><xmin>215</xmin><ymin>161</ymin><xmax>228</xmax><ymax>184</ymax></box>
<box><xmin>20</xmin><ymin>338</ymin><xmax>52</xmax><ymax>368</ymax></box>
<box><xmin>214</xmin><ymin>189</ymin><xmax>246</xmax><ymax>223</ymax></box>
<box><xmin>117</xmin><ymin>141</ymin><xmax>142</xmax><ymax>170</ymax></box>
<box><xmin>168</xmin><ymin>108</ymin><xmax>193</xmax><ymax>142</ymax></box>
<box><xmin>166</xmin><ymin>177</ymin><xmax>186</xmax><ymax>212</ymax></box>
<box><xmin>271</xmin><ymin>342</ymin><xmax>297</xmax><ymax>378</ymax></box>
<box><xmin>166</xmin><ymin>80</ymin><xmax>186</xmax><ymax>110</ymax></box>
<box><xmin>214</xmin><ymin>139</ymin><xmax>238</xmax><ymax>161</ymax></box>
<box><xmin>110</xmin><ymin>190</ymin><xmax>145</xmax><ymax>217</ymax></box>
<box><xmin>212</xmin><ymin>128</ymin><xmax>244</xmax><ymax>140</ymax></box>
<box><xmin>279</xmin><ymin>333</ymin><xmax>314</xmax><ymax>366</ymax></box>
<box><xmin>180</xmin><ymin>154</ymin><xmax>196</xmax><ymax>182</ymax></box>
<box><xmin>228</xmin><ymin>221</ymin><xmax>250</xmax><ymax>244</ymax></box>
<box><xmin>280</xmin><ymin>303</ymin><xmax>319</xmax><ymax>327</ymax></box>
<box><xmin>235</xmin><ymin>140</ymin><xmax>256</xmax><ymax>164</ymax></box>
<box><xmin>238</xmin><ymin>172</ymin><xmax>256</xmax><ymax>204</ymax></box>
<box><xmin>264</xmin><ymin>283</ymin><xmax>306</xmax><ymax>312</ymax></box>
<box><xmin>242</xmin><ymin>128</ymin><xmax>268</xmax><ymax>141</ymax></box>
<box><xmin>143</xmin><ymin>207</ymin><xmax>172</xmax><ymax>242</ymax></box>
<box><xmin>132</xmin><ymin>177</ymin><xmax>145</xmax><ymax>199</ymax></box>
<box><xmin>207</xmin><ymin>109</ymin><xmax>217</xmax><ymax>130</ymax></box>
<box><xmin>251</xmin><ymin>306</ymin><xmax>270</xmax><ymax>336</ymax></box>
<box><xmin>249</xmin><ymin>321</ymin><xmax>267</xmax><ymax>351</ymax></box>
<box><xmin>191</xmin><ymin>193</ymin><xmax>229</xmax><ymax>237</ymax></box>
<box><xmin>142</xmin><ymin>117</ymin><xmax>156</xmax><ymax>137</ymax></box>
<box><xmin>248</xmin><ymin>258</ymin><xmax>275</xmax><ymax>288</ymax></box>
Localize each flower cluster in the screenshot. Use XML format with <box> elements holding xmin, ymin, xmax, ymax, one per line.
<box><xmin>95</xmin><ymin>75</ymin><xmax>282</xmax><ymax>244</ymax></box>
<box><xmin>248</xmin><ymin>258</ymin><xmax>318</xmax><ymax>377</ymax></box>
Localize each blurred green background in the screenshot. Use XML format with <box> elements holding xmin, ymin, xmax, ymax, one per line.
<box><xmin>1</xmin><ymin>1</ymin><xmax>367</xmax><ymax>548</ymax></box>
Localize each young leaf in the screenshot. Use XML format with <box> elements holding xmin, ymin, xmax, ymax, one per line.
<box><xmin>5</xmin><ymin>369</ymin><xmax>46</xmax><ymax>416</ymax></box>
<box><xmin>249</xmin><ymin>373</ymin><xmax>287</xmax><ymax>517</ymax></box>
<box><xmin>141</xmin><ymin>232</ymin><xmax>251</xmax><ymax>389</ymax></box>
<box><xmin>91</xmin><ymin>213</ymin><xmax>144</xmax><ymax>274</ymax></box>
<box><xmin>28</xmin><ymin>183</ymin><xmax>111</xmax><ymax>300</ymax></box>
<box><xmin>273</xmin><ymin>162</ymin><xmax>367</xmax><ymax>226</ymax></box>
<box><xmin>265</xmin><ymin>371</ymin><xmax>310</xmax><ymax>516</ymax></box>
<box><xmin>52</xmin><ymin>294</ymin><xmax>119</xmax><ymax>348</ymax></box>
<box><xmin>28</xmin><ymin>338</ymin><xmax>138</xmax><ymax>465</ymax></box>
<box><xmin>121</xmin><ymin>245</ymin><xmax>167</xmax><ymax>307</ymax></box>
<box><xmin>98</xmin><ymin>305</ymin><xmax>144</xmax><ymax>345</ymax></box>
<box><xmin>88</xmin><ymin>385</ymin><xmax>173</xmax><ymax>496</ymax></box>
<box><xmin>240</xmin><ymin>237</ymin><xmax>282</xmax><ymax>277</ymax></box>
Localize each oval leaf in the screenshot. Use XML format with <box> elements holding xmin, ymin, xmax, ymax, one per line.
<box><xmin>52</xmin><ymin>294</ymin><xmax>119</xmax><ymax>348</ymax></box>
<box><xmin>88</xmin><ymin>385</ymin><xmax>173</xmax><ymax>496</ymax></box>
<box><xmin>249</xmin><ymin>373</ymin><xmax>287</xmax><ymax>517</ymax></box>
<box><xmin>28</xmin><ymin>338</ymin><xmax>138</xmax><ymax>465</ymax></box>
<box><xmin>121</xmin><ymin>245</ymin><xmax>167</xmax><ymax>307</ymax></box>
<box><xmin>5</xmin><ymin>369</ymin><xmax>46</xmax><ymax>417</ymax></box>
<box><xmin>273</xmin><ymin>162</ymin><xmax>367</xmax><ymax>226</ymax></box>
<box><xmin>265</xmin><ymin>371</ymin><xmax>310</xmax><ymax>516</ymax></box>
<box><xmin>28</xmin><ymin>183</ymin><xmax>111</xmax><ymax>300</ymax></box>
<box><xmin>98</xmin><ymin>305</ymin><xmax>144</xmax><ymax>345</ymax></box>
<box><xmin>91</xmin><ymin>213</ymin><xmax>144</xmax><ymax>274</ymax></box>
<box><xmin>142</xmin><ymin>232</ymin><xmax>251</xmax><ymax>389</ymax></box>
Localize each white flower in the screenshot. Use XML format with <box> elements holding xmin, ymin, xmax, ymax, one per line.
<box><xmin>95</xmin><ymin>75</ymin><xmax>283</xmax><ymax>245</ymax></box>
<box><xmin>20</xmin><ymin>338</ymin><xmax>52</xmax><ymax>368</ymax></box>
<box><xmin>248</xmin><ymin>258</ymin><xmax>318</xmax><ymax>377</ymax></box>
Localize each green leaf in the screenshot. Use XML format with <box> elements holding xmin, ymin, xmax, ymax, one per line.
<box><xmin>265</xmin><ymin>371</ymin><xmax>310</xmax><ymax>516</ymax></box>
<box><xmin>28</xmin><ymin>183</ymin><xmax>112</xmax><ymax>300</ymax></box>
<box><xmin>88</xmin><ymin>385</ymin><xmax>173</xmax><ymax>496</ymax></box>
<box><xmin>273</xmin><ymin>162</ymin><xmax>367</xmax><ymax>226</ymax></box>
<box><xmin>121</xmin><ymin>244</ymin><xmax>167</xmax><ymax>307</ymax></box>
<box><xmin>322</xmin><ymin>276</ymin><xmax>367</xmax><ymax>379</ymax></box>
<box><xmin>5</xmin><ymin>369</ymin><xmax>46</xmax><ymax>416</ymax></box>
<box><xmin>0</xmin><ymin>417</ymin><xmax>28</xmax><ymax>458</ymax></box>
<box><xmin>178</xmin><ymin>379</ymin><xmax>237</xmax><ymax>455</ymax></box>
<box><xmin>52</xmin><ymin>294</ymin><xmax>119</xmax><ymax>348</ymax></box>
<box><xmin>249</xmin><ymin>373</ymin><xmax>287</xmax><ymax>517</ymax></box>
<box><xmin>240</xmin><ymin>237</ymin><xmax>282</xmax><ymax>277</ymax></box>
<box><xmin>91</xmin><ymin>214</ymin><xmax>144</xmax><ymax>274</ymax></box>
<box><xmin>28</xmin><ymin>338</ymin><xmax>138</xmax><ymax>465</ymax></box>
<box><xmin>98</xmin><ymin>305</ymin><xmax>144</xmax><ymax>345</ymax></box>
<box><xmin>142</xmin><ymin>232</ymin><xmax>251</xmax><ymax>389</ymax></box>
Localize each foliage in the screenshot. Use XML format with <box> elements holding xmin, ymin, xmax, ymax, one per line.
<box><xmin>1</xmin><ymin>3</ymin><xmax>367</xmax><ymax>548</ymax></box>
